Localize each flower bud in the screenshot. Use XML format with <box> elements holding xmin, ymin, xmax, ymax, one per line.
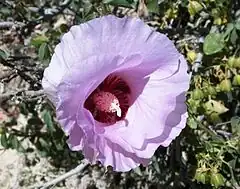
<box><xmin>210</xmin><ymin>173</ymin><xmax>224</xmax><ymax>187</ymax></box>
<box><xmin>188</xmin><ymin>1</ymin><xmax>203</xmax><ymax>16</ymax></box>
<box><xmin>187</xmin><ymin>50</ymin><xmax>197</xmax><ymax>64</ymax></box>
<box><xmin>204</xmin><ymin>100</ymin><xmax>229</xmax><ymax>115</ymax></box>
<box><xmin>233</xmin><ymin>57</ymin><xmax>240</xmax><ymax>68</ymax></box>
<box><xmin>192</xmin><ymin>88</ymin><xmax>204</xmax><ymax>100</ymax></box>
<box><xmin>214</xmin><ymin>17</ymin><xmax>222</xmax><ymax>25</ymax></box>
<box><xmin>227</xmin><ymin>56</ymin><xmax>236</xmax><ymax>67</ymax></box>
<box><xmin>233</xmin><ymin>75</ymin><xmax>240</xmax><ymax>86</ymax></box>
<box><xmin>207</xmin><ymin>86</ymin><xmax>217</xmax><ymax>95</ymax></box>
<box><xmin>219</xmin><ymin>79</ymin><xmax>231</xmax><ymax>92</ymax></box>
<box><xmin>195</xmin><ymin>171</ymin><xmax>207</xmax><ymax>184</ymax></box>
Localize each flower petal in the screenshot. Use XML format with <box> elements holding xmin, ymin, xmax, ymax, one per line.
<box><xmin>99</xmin><ymin>56</ymin><xmax>189</xmax><ymax>158</ymax></box>
<box><xmin>67</xmin><ymin>124</ymin><xmax>84</xmax><ymax>151</ymax></box>
<box><xmin>42</xmin><ymin>15</ymin><xmax>178</xmax><ymax>106</ymax></box>
<box><xmin>96</xmin><ymin>137</ymin><xmax>149</xmax><ymax>172</ymax></box>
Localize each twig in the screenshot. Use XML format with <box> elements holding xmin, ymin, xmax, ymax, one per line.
<box><xmin>0</xmin><ymin>89</ymin><xmax>44</xmax><ymax>101</ymax></box>
<box><xmin>197</xmin><ymin>121</ymin><xmax>225</xmax><ymax>142</ymax></box>
<box><xmin>0</xmin><ymin>70</ymin><xmax>16</xmax><ymax>81</ymax></box>
<box><xmin>215</xmin><ymin>121</ymin><xmax>231</xmax><ymax>127</ymax></box>
<box><xmin>0</xmin><ymin>21</ymin><xmax>25</xmax><ymax>30</ymax></box>
<box><xmin>29</xmin><ymin>159</ymin><xmax>89</xmax><ymax>189</ymax></box>
<box><xmin>0</xmin><ymin>56</ymin><xmax>43</xmax><ymax>89</ymax></box>
<box><xmin>216</xmin><ymin>130</ymin><xmax>232</xmax><ymax>139</ymax></box>
<box><xmin>8</xmin><ymin>56</ymin><xmax>32</xmax><ymax>61</ymax></box>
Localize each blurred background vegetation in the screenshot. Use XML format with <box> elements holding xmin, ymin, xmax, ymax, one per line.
<box><xmin>0</xmin><ymin>0</ymin><xmax>239</xmax><ymax>188</ymax></box>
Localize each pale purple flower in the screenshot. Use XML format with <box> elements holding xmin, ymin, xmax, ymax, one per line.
<box><xmin>42</xmin><ymin>15</ymin><xmax>190</xmax><ymax>172</ymax></box>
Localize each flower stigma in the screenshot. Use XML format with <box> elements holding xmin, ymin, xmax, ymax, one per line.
<box><xmin>110</xmin><ymin>99</ymin><xmax>122</xmax><ymax>117</ymax></box>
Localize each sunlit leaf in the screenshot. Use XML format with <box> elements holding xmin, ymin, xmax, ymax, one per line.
<box><xmin>38</xmin><ymin>43</ymin><xmax>50</xmax><ymax>62</ymax></box>
<box><xmin>31</xmin><ymin>35</ymin><xmax>49</xmax><ymax>47</ymax></box>
<box><xmin>204</xmin><ymin>100</ymin><xmax>229</xmax><ymax>115</ymax></box>
<box><xmin>187</xmin><ymin>117</ymin><xmax>198</xmax><ymax>129</ymax></box>
<box><xmin>188</xmin><ymin>1</ymin><xmax>203</xmax><ymax>16</ymax></box>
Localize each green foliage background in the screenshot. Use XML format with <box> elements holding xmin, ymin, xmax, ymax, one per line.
<box><xmin>0</xmin><ymin>0</ymin><xmax>240</xmax><ymax>188</ymax></box>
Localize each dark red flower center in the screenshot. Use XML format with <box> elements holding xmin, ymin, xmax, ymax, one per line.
<box><xmin>84</xmin><ymin>74</ymin><xmax>130</xmax><ymax>124</ymax></box>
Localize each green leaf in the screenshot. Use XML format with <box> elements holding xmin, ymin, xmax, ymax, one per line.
<box><xmin>0</xmin><ymin>8</ymin><xmax>11</xmax><ymax>15</ymax></box>
<box><xmin>133</xmin><ymin>166</ymin><xmax>142</xmax><ymax>176</ymax></box>
<box><xmin>203</xmin><ymin>33</ymin><xmax>225</xmax><ymax>55</ymax></box>
<box><xmin>103</xmin><ymin>0</ymin><xmax>134</xmax><ymax>8</ymax></box>
<box><xmin>230</xmin><ymin>116</ymin><xmax>240</xmax><ymax>134</ymax></box>
<box><xmin>0</xmin><ymin>49</ymin><xmax>8</xmax><ymax>59</ymax></box>
<box><xmin>230</xmin><ymin>29</ymin><xmax>238</xmax><ymax>44</ymax></box>
<box><xmin>147</xmin><ymin>0</ymin><xmax>158</xmax><ymax>14</ymax></box>
<box><xmin>39</xmin><ymin>150</ymin><xmax>48</xmax><ymax>157</ymax></box>
<box><xmin>152</xmin><ymin>156</ymin><xmax>161</xmax><ymax>173</ymax></box>
<box><xmin>8</xmin><ymin>134</ymin><xmax>19</xmax><ymax>150</ymax></box>
<box><xmin>223</xmin><ymin>23</ymin><xmax>234</xmax><ymax>39</ymax></box>
<box><xmin>53</xmin><ymin>139</ymin><xmax>64</xmax><ymax>151</ymax></box>
<box><xmin>235</xmin><ymin>21</ymin><xmax>240</xmax><ymax>30</ymax></box>
<box><xmin>228</xmin><ymin>159</ymin><xmax>237</xmax><ymax>169</ymax></box>
<box><xmin>38</xmin><ymin>43</ymin><xmax>50</xmax><ymax>61</ymax></box>
<box><xmin>31</xmin><ymin>35</ymin><xmax>49</xmax><ymax>47</ymax></box>
<box><xmin>0</xmin><ymin>132</ymin><xmax>8</xmax><ymax>148</ymax></box>
<box><xmin>43</xmin><ymin>110</ymin><xmax>55</xmax><ymax>132</ymax></box>
<box><xmin>38</xmin><ymin>138</ymin><xmax>50</xmax><ymax>154</ymax></box>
